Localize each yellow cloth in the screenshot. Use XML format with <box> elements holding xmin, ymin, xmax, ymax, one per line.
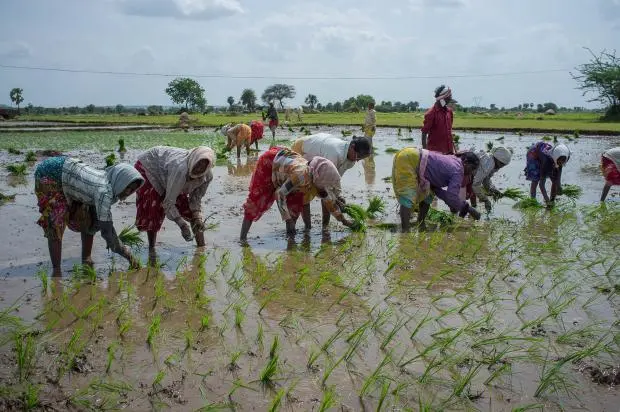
<box><xmin>363</xmin><ymin>125</ymin><xmax>376</xmax><ymax>138</ymax></box>
<box><xmin>227</xmin><ymin>124</ymin><xmax>252</xmax><ymax>147</ymax></box>
<box><xmin>392</xmin><ymin>148</ymin><xmax>431</xmax><ymax>209</ymax></box>
<box><xmin>291</xmin><ymin>138</ymin><xmax>304</xmax><ymax>154</ymax></box>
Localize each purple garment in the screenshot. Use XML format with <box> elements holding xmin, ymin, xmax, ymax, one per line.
<box><xmin>423</xmin><ymin>151</ymin><xmax>467</xmax><ymax>212</ymax></box>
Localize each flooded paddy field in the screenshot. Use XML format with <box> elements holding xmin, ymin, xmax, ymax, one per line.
<box><xmin>0</xmin><ymin>126</ymin><xmax>619</xmax><ymax>411</ymax></box>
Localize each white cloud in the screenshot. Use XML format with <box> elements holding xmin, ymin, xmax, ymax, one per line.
<box><xmin>116</xmin><ymin>0</ymin><xmax>243</xmax><ymax>20</ymax></box>
<box><xmin>409</xmin><ymin>0</ymin><xmax>467</xmax><ymax>11</ymax></box>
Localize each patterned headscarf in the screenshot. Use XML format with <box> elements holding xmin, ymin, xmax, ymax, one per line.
<box><xmin>435</xmin><ymin>85</ymin><xmax>452</xmax><ymax>102</ymax></box>
<box><xmin>106</xmin><ymin>163</ymin><xmax>144</xmax><ymax>201</ymax></box>
<box><xmin>188</xmin><ymin>146</ymin><xmax>215</xmax><ymax>179</ymax></box>
<box><xmin>308</xmin><ymin>156</ymin><xmax>341</xmax><ymax>196</ymax></box>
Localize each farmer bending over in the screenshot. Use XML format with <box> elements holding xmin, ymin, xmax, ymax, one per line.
<box><xmin>134</xmin><ymin>146</ymin><xmax>214</xmax><ymax>263</ymax></box>
<box><xmin>240</xmin><ymin>147</ymin><xmax>356</xmax><ymax>241</ymax></box>
<box><xmin>35</xmin><ymin>156</ymin><xmax>144</xmax><ymax>277</ymax></box>
<box><xmin>600</xmin><ymin>147</ymin><xmax>620</xmax><ymax>201</ymax></box>
<box><xmin>291</xmin><ymin>133</ymin><xmax>371</xmax><ymax>226</ymax></box>
<box><xmin>392</xmin><ymin>148</ymin><xmax>481</xmax><ymax>231</ymax></box>
<box><xmin>467</xmin><ymin>146</ymin><xmax>512</xmax><ymax>212</ymax></box>
<box><xmin>524</xmin><ymin>142</ymin><xmax>570</xmax><ymax>207</ymax></box>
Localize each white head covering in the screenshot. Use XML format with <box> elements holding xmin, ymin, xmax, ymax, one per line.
<box><xmin>105</xmin><ymin>163</ymin><xmax>144</xmax><ymax>201</ymax></box>
<box><xmin>491</xmin><ymin>146</ymin><xmax>512</xmax><ymax>165</ymax></box>
<box><xmin>187</xmin><ymin>146</ymin><xmax>215</xmax><ymax>179</ymax></box>
<box><xmin>550</xmin><ymin>144</ymin><xmax>570</xmax><ymax>167</ymax></box>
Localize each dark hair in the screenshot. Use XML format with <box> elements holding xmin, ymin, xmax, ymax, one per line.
<box><xmin>351</xmin><ymin>136</ymin><xmax>371</xmax><ymax>156</ymax></box>
<box><xmin>434</xmin><ymin>84</ymin><xmax>447</xmax><ymax>98</ymax></box>
<box><xmin>456</xmin><ymin>151</ymin><xmax>480</xmax><ymax>170</ymax></box>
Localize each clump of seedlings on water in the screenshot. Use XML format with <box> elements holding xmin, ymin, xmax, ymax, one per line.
<box><xmin>6</xmin><ymin>163</ymin><xmax>27</xmax><ymax>175</ymax></box>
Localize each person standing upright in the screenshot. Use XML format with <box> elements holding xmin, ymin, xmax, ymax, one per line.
<box><xmin>264</xmin><ymin>102</ymin><xmax>279</xmax><ymax>140</ymax></box>
<box><xmin>364</xmin><ymin>102</ymin><xmax>377</xmax><ymax>147</ymax></box>
<box><xmin>421</xmin><ymin>85</ymin><xmax>455</xmax><ymax>155</ymax></box>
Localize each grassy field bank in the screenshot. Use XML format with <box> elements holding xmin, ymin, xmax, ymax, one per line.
<box><xmin>11</xmin><ymin>112</ymin><xmax>620</xmax><ymax>134</ymax></box>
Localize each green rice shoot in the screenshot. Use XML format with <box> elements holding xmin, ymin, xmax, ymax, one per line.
<box><xmin>499</xmin><ymin>187</ymin><xmax>526</xmax><ymax>200</ymax></box>
<box><xmin>427</xmin><ymin>208</ymin><xmax>455</xmax><ymax>226</ymax></box>
<box><xmin>105</xmin><ymin>153</ymin><xmax>117</xmax><ymax>167</ymax></box>
<box><xmin>25</xmin><ymin>151</ymin><xmax>37</xmax><ymax>162</ymax></box>
<box><xmin>0</xmin><ymin>192</ymin><xmax>16</xmax><ymax>206</ymax></box>
<box><xmin>6</xmin><ymin>163</ymin><xmax>27</xmax><ymax>175</ymax></box>
<box><xmin>366</xmin><ymin>196</ymin><xmax>386</xmax><ymax>219</ymax></box>
<box><xmin>385</xmin><ymin>147</ymin><xmax>399</xmax><ymax>153</ymax></box>
<box><xmin>561</xmin><ymin>184</ymin><xmax>582</xmax><ymax>199</ymax></box>
<box><xmin>513</xmin><ymin>197</ymin><xmax>544</xmax><ymax>209</ymax></box>
<box><xmin>118</xmin><ymin>225</ymin><xmax>144</xmax><ymax>250</ymax></box>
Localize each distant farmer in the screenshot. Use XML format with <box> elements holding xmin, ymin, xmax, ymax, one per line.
<box><xmin>179</xmin><ymin>111</ymin><xmax>190</xmax><ymax>132</ymax></box>
<box><xmin>600</xmin><ymin>147</ymin><xmax>620</xmax><ymax>201</ymax></box>
<box><xmin>392</xmin><ymin>148</ymin><xmax>481</xmax><ymax>231</ymax></box>
<box><xmin>467</xmin><ymin>147</ymin><xmax>512</xmax><ymax>212</ymax></box>
<box><xmin>422</xmin><ymin>85</ymin><xmax>455</xmax><ymax>154</ymax></box>
<box><xmin>524</xmin><ymin>142</ymin><xmax>570</xmax><ymax>206</ymax></box>
<box><xmin>134</xmin><ymin>146</ymin><xmax>215</xmax><ymax>262</ymax></box>
<box><xmin>240</xmin><ymin>147</ymin><xmax>356</xmax><ymax>241</ymax></box>
<box><xmin>364</xmin><ymin>102</ymin><xmax>377</xmax><ymax>146</ymax></box>
<box><xmin>35</xmin><ymin>157</ymin><xmax>144</xmax><ymax>276</ymax></box>
<box><xmin>249</xmin><ymin>120</ymin><xmax>264</xmax><ymax>150</ymax></box>
<box><xmin>291</xmin><ymin>133</ymin><xmax>372</xmax><ymax>225</ymax></box>
<box><xmin>222</xmin><ymin>123</ymin><xmax>253</xmax><ymax>158</ymax></box>
<box><xmin>264</xmin><ymin>102</ymin><xmax>279</xmax><ymax>139</ymax></box>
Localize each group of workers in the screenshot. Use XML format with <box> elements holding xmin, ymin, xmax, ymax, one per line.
<box><xmin>33</xmin><ymin>85</ymin><xmax>619</xmax><ymax>276</ymax></box>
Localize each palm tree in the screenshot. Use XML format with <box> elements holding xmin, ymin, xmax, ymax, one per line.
<box><xmin>227</xmin><ymin>96</ymin><xmax>235</xmax><ymax>111</ymax></box>
<box><xmin>304</xmin><ymin>94</ymin><xmax>318</xmax><ymax>110</ymax></box>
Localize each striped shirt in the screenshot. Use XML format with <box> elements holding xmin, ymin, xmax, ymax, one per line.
<box><xmin>61</xmin><ymin>158</ymin><xmax>115</xmax><ymax>222</ymax></box>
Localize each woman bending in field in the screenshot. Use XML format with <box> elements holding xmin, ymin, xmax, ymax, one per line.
<box><xmin>240</xmin><ymin>147</ymin><xmax>357</xmax><ymax>241</ymax></box>
<box><xmin>134</xmin><ymin>146</ymin><xmax>214</xmax><ymax>262</ymax></box>
<box><xmin>601</xmin><ymin>147</ymin><xmax>620</xmax><ymax>201</ymax></box>
<box><xmin>524</xmin><ymin>142</ymin><xmax>570</xmax><ymax>207</ymax></box>
<box><xmin>35</xmin><ymin>156</ymin><xmax>144</xmax><ymax>276</ymax></box>
<box><xmin>392</xmin><ymin>148</ymin><xmax>481</xmax><ymax>231</ymax></box>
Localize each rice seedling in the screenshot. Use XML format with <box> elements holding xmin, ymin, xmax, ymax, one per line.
<box><xmin>7</xmin><ymin>147</ymin><xmax>24</xmax><ymax>155</ymax></box>
<box><xmin>105</xmin><ymin>153</ymin><xmax>117</xmax><ymax>167</ymax></box>
<box><xmin>269</xmin><ymin>335</ymin><xmax>279</xmax><ymax>359</ymax></box>
<box><xmin>512</xmin><ymin>404</ymin><xmax>545</xmax><ymax>412</ymax></box>
<box><xmin>381</xmin><ymin>317</ymin><xmax>410</xmax><ymax>350</ymax></box>
<box><xmin>513</xmin><ymin>198</ymin><xmax>543</xmax><ymax>209</ymax></box>
<box><xmin>318</xmin><ymin>386</ymin><xmax>337</xmax><ymax>412</ymax></box>
<box><xmin>200</xmin><ymin>314</ymin><xmax>211</xmax><ymax>331</ymax></box>
<box><xmin>451</xmin><ymin>363</ymin><xmax>483</xmax><ymax>398</ymax></box>
<box><xmin>22</xmin><ymin>383</ymin><xmax>40</xmax><ymax>410</ymax></box>
<box><xmin>427</xmin><ymin>208</ymin><xmax>455</xmax><ymax>226</ymax></box>
<box><xmin>15</xmin><ymin>333</ymin><xmax>36</xmax><ymax>382</ymax></box>
<box><xmin>542</xmin><ymin>135</ymin><xmax>552</xmax><ymax>141</ymax></box>
<box><xmin>385</xmin><ymin>147</ymin><xmax>399</xmax><ymax>153</ymax></box>
<box><xmin>343</xmin><ymin>204</ymin><xmax>368</xmax><ymax>232</ymax></box>
<box><xmin>0</xmin><ymin>192</ymin><xmax>16</xmax><ymax>206</ymax></box>
<box><xmin>106</xmin><ymin>342</ymin><xmax>119</xmax><ymax>373</ymax></box>
<box><xmin>307</xmin><ymin>347</ymin><xmax>321</xmax><ymax>370</ymax></box>
<box><xmin>381</xmin><ymin>176</ymin><xmax>392</xmax><ymax>182</ymax></box>
<box><xmin>366</xmin><ymin>196</ymin><xmax>386</xmax><ymax>219</ymax></box>
<box><xmin>498</xmin><ymin>187</ymin><xmax>526</xmax><ymax>200</ymax></box>
<box><xmin>228</xmin><ymin>351</ymin><xmax>242</xmax><ymax>370</ymax></box>
<box><xmin>6</xmin><ymin>163</ymin><xmax>27</xmax><ymax>175</ymax></box>
<box><xmin>486</xmin><ymin>141</ymin><xmax>494</xmax><ymax>151</ymax></box>
<box><xmin>234</xmin><ymin>304</ymin><xmax>245</xmax><ymax>329</ymax></box>
<box><xmin>117</xmin><ymin>138</ymin><xmax>127</xmax><ymax>153</ymax></box>
<box><xmin>259</xmin><ymin>355</ymin><xmax>279</xmax><ymax>385</ymax></box>
<box><xmin>268</xmin><ymin>386</ymin><xmax>286</xmax><ymax>412</ymax></box>
<box><xmin>147</xmin><ymin>314</ymin><xmax>161</xmax><ymax>348</ymax></box>
<box><xmin>359</xmin><ymin>352</ymin><xmax>392</xmax><ymax>396</ymax></box>
<box><xmin>185</xmin><ymin>328</ymin><xmax>194</xmax><ymax>350</ymax></box>
<box><xmin>37</xmin><ymin>269</ymin><xmax>48</xmax><ymax>294</ymax></box>
<box><xmin>256</xmin><ymin>322</ymin><xmax>264</xmax><ymax>347</ymax></box>
<box><xmin>321</xmin><ymin>352</ymin><xmax>346</xmax><ymax>386</ymax></box>
<box><xmin>25</xmin><ymin>151</ymin><xmax>37</xmax><ymax>162</ymax></box>
<box><xmin>153</xmin><ymin>369</ymin><xmax>165</xmax><ymax>387</ymax></box>
<box><xmin>561</xmin><ymin>184</ymin><xmax>582</xmax><ymax>199</ymax></box>
<box><xmin>118</xmin><ymin>225</ymin><xmax>144</xmax><ymax>250</ymax></box>
<box><xmin>376</xmin><ymin>380</ymin><xmax>392</xmax><ymax>411</ymax></box>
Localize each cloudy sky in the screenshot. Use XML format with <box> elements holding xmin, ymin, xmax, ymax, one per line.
<box><xmin>1</xmin><ymin>0</ymin><xmax>619</xmax><ymax>108</ymax></box>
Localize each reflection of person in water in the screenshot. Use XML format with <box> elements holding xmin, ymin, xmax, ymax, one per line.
<box><xmin>363</xmin><ymin>154</ymin><xmax>376</xmax><ymax>185</ymax></box>
<box><xmin>227</xmin><ymin>158</ymin><xmax>257</xmax><ymax>177</ymax></box>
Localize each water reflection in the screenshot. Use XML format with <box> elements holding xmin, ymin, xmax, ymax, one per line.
<box><xmin>227</xmin><ymin>158</ymin><xmax>257</xmax><ymax>177</ymax></box>
<box><xmin>362</xmin><ymin>154</ymin><xmax>376</xmax><ymax>185</ymax></box>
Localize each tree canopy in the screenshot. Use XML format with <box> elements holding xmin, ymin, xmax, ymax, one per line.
<box><xmin>572</xmin><ymin>48</ymin><xmax>620</xmax><ymax>118</ymax></box>
<box><xmin>165</xmin><ymin>78</ymin><xmax>206</xmax><ymax>112</ymax></box>
<box><xmin>240</xmin><ymin>88</ymin><xmax>257</xmax><ymax>111</ymax></box>
<box><xmin>9</xmin><ymin>88</ymin><xmax>24</xmax><ymax>112</ymax></box>
<box><xmin>261</xmin><ymin>84</ymin><xmax>296</xmax><ymax>108</ymax></box>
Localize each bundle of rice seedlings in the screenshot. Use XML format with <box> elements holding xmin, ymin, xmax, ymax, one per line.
<box><xmin>341</xmin><ymin>130</ymin><xmax>352</xmax><ymax>137</ymax></box>
<box><xmin>561</xmin><ymin>184</ymin><xmax>582</xmax><ymax>199</ymax></box>
<box><xmin>118</xmin><ymin>225</ymin><xmax>144</xmax><ymax>250</ymax></box>
<box><xmin>25</xmin><ymin>151</ymin><xmax>37</xmax><ymax>162</ymax></box>
<box><xmin>6</xmin><ymin>164</ymin><xmax>27</xmax><ymax>175</ymax></box>
<box><xmin>486</xmin><ymin>141</ymin><xmax>494</xmax><ymax>151</ymax></box>
<box><xmin>499</xmin><ymin>187</ymin><xmax>526</xmax><ymax>200</ymax></box>
<box><xmin>427</xmin><ymin>208</ymin><xmax>455</xmax><ymax>226</ymax></box>
<box><xmin>513</xmin><ymin>198</ymin><xmax>543</xmax><ymax>209</ymax></box>
<box><xmin>0</xmin><ymin>192</ymin><xmax>16</xmax><ymax>206</ymax></box>
<box><xmin>542</xmin><ymin>135</ymin><xmax>552</xmax><ymax>141</ymax></box>
<box><xmin>304</xmin><ymin>129</ymin><xmax>311</xmax><ymax>136</ymax></box>
<box><xmin>452</xmin><ymin>134</ymin><xmax>461</xmax><ymax>144</ymax></box>
<box><xmin>7</xmin><ymin>148</ymin><xmax>22</xmax><ymax>155</ymax></box>
<box><xmin>385</xmin><ymin>147</ymin><xmax>399</xmax><ymax>154</ymax></box>
<box><xmin>381</xmin><ymin>176</ymin><xmax>392</xmax><ymax>183</ymax></box>
<box><xmin>343</xmin><ymin>204</ymin><xmax>367</xmax><ymax>232</ymax></box>
<box><xmin>366</xmin><ymin>196</ymin><xmax>386</xmax><ymax>219</ymax></box>
<box><xmin>105</xmin><ymin>153</ymin><xmax>117</xmax><ymax>167</ymax></box>
<box><xmin>118</xmin><ymin>138</ymin><xmax>127</xmax><ymax>153</ymax></box>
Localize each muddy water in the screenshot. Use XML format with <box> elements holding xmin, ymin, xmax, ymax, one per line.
<box><xmin>0</xmin><ymin>128</ymin><xmax>619</xmax><ymax>411</ymax></box>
